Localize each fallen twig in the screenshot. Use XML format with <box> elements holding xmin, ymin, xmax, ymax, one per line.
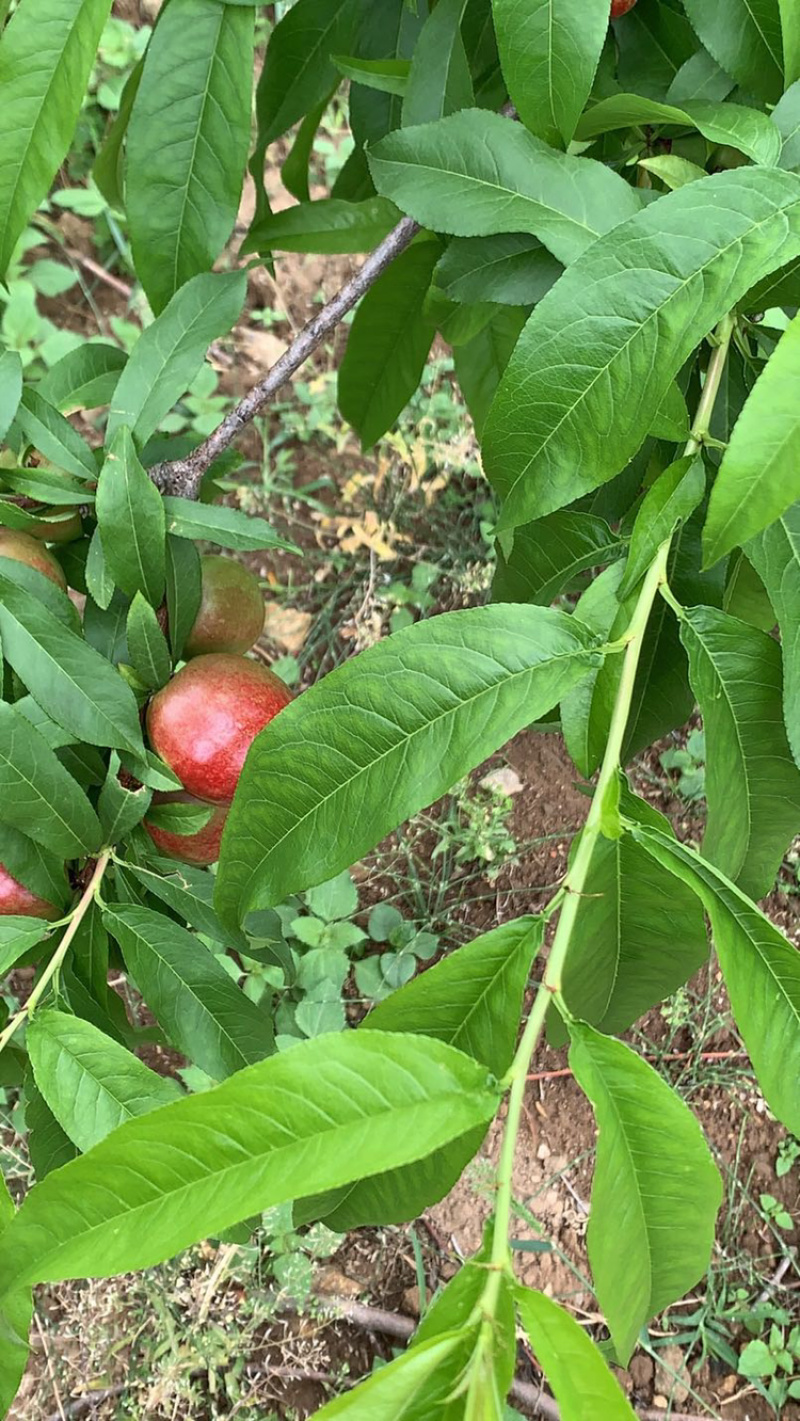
<box><xmin>149</xmin><ymin>215</ymin><xmax>420</xmax><ymax>498</ymax></box>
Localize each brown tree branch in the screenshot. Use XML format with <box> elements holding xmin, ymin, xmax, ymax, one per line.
<box><xmin>148</xmin><ymin>215</ymin><xmax>420</xmax><ymax>499</ymax></box>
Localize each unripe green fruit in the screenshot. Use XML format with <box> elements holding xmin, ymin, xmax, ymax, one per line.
<box><xmin>144</xmin><ymin>795</ymin><xmax>229</xmax><ymax>866</ymax></box>
<box><xmin>0</xmin><ymin>862</ymin><xmax>61</xmax><ymax>918</ymax></box>
<box><xmin>147</xmin><ymin>653</ymin><xmax>292</xmax><ymax>804</ymax></box>
<box><xmin>184</xmin><ymin>556</ymin><xmax>265</xmax><ymax>657</ymax></box>
<box><xmin>0</xmin><ymin>528</ymin><xmax>67</xmax><ymax>589</ymax></box>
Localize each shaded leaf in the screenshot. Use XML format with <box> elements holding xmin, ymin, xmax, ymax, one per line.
<box><xmin>14</xmin><ymin>387</ymin><xmax>97</xmax><ymax>480</ymax></box>
<box><xmin>96</xmin><ymin>427</ymin><xmax>166</xmax><ymax>605</ymax></box>
<box><xmin>681</xmin><ymin>0</ymin><xmax>783</xmax><ymax>103</ymax></box>
<box><xmin>97</xmin><ymin>752</ymin><xmax>151</xmax><ymax>844</ymax></box>
<box><xmin>0</xmin><ymin>350</ymin><xmax>23</xmax><ymax>443</ymax></box>
<box><xmin>165</xmin><ymin>534</ymin><xmax>202</xmax><ymax>661</ymax></box>
<box><xmin>243</xmin><ymin>197</ymin><xmax>400</xmax><ymax>255</ymax></box>
<box><xmin>453</xmin><ymin>306</ymin><xmax>528</xmax><ymax>437</ymax></box>
<box><xmin>619</xmin><ymin>456</ymin><xmax>704</xmax><ymax>597</ymax></box>
<box><xmin>0</xmin><ymin>703</ymin><xmax>102</xmax><ymax>858</ymax></box>
<box><xmin>747</xmin><ymin>507</ymin><xmax>800</xmax><ymax>765</ymax></box>
<box><xmin>126</xmin><ymin>592</ymin><xmax>171</xmax><ymax>691</ymax></box>
<box><xmin>576</xmin><ymin>94</ymin><xmax>781</xmax><ymax>167</ymax></box>
<box><xmin>515</xmin><ymin>1285</ymin><xmax>636</xmax><ymax>1421</ymax></box>
<box><xmin>493</xmin><ymin>511</ymin><xmax>624</xmax><ymax>606</ymax></box>
<box><xmin>435</xmin><ymin>233</ymin><xmax>562</xmax><ymax>307</ymax></box>
<box><xmin>403</xmin><ymin>0</ymin><xmax>473</xmax><ymax>127</ymax></box>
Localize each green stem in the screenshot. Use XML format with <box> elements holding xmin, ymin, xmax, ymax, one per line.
<box><xmin>0</xmin><ymin>852</ymin><xmax>110</xmax><ymax>1056</ymax></box>
<box><xmin>484</xmin><ymin>312</ymin><xmax>736</xmax><ymax>1291</ymax></box>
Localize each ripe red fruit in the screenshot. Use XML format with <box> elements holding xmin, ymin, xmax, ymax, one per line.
<box><xmin>184</xmin><ymin>556</ymin><xmax>265</xmax><ymax>657</ymax></box>
<box><xmin>144</xmin><ymin>796</ymin><xmax>229</xmax><ymax>866</ymax></box>
<box><xmin>0</xmin><ymin>528</ymin><xmax>67</xmax><ymax>589</ymax></box>
<box><xmin>0</xmin><ymin>862</ymin><xmax>60</xmax><ymax>919</ymax></box>
<box><xmin>29</xmin><ymin>507</ymin><xmax>83</xmax><ymax>544</ymax></box>
<box><xmin>610</xmin><ymin>0</ymin><xmax>638</xmax><ymax>15</ymax></box>
<box><xmin>146</xmin><ymin>653</ymin><xmax>292</xmax><ymax>804</ymax></box>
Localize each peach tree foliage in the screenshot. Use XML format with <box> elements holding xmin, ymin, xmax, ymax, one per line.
<box><xmin>1</xmin><ymin>0</ymin><xmax>800</xmax><ymax>1414</ymax></box>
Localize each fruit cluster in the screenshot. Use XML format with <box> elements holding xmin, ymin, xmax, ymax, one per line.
<box><xmin>0</xmin><ymin>469</ymin><xmax>291</xmax><ymax>912</ymax></box>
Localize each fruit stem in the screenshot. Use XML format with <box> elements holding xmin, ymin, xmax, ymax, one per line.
<box><xmin>0</xmin><ymin>852</ymin><xmax>111</xmax><ymax>1056</ymax></box>
<box><xmin>482</xmin><ymin>312</ymin><xmax>736</xmax><ymax>1307</ymax></box>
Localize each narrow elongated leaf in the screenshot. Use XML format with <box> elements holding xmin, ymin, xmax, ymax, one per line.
<box><xmin>0</xmin><ymin>704</ymin><xmax>101</xmax><ymax>858</ymax></box>
<box><xmin>0</xmin><ymin>824</ymin><xmax>69</xmax><ymax>912</ymax></box>
<box><xmin>747</xmin><ymin>508</ymin><xmax>800</xmax><ymax>765</ymax></box>
<box><xmin>618</xmin><ymin>456</ymin><xmax>704</xmax><ymax>597</ymax></box>
<box><xmin>0</xmin><ymin>555</ymin><xmax>79</xmax><ymax>632</ymax></box>
<box><xmin>576</xmin><ymin>95</ymin><xmax>781</xmax><ymax>168</ymax></box>
<box><xmin>216</xmin><ymin>604</ymin><xmax>601</xmax><ymax>924</ymax></box>
<box><xmin>667</xmin><ymin>48</ymin><xmax>735</xmax><ymax>105</ymax></box>
<box><xmin>333</xmin><ymin>54</ymin><xmax>409</xmax><ymax>96</ymax></box>
<box><xmin>0</xmin><ymin>1032</ymin><xmax>499</xmax><ymax>1290</ymax></box>
<box><xmin>493</xmin><ymin>0</ymin><xmax>610</xmax><ymax>147</ymax></box>
<box><xmin>493</xmin><ymin>511</ymin><xmax>624</xmax><ymax>606</ymax></box>
<box><xmin>126</xmin><ymin>593</ymin><xmax>171</xmax><ymax>691</ymax></box>
<box><xmin>569</xmin><ymin>1023</ymin><xmax>722</xmax><ymax>1364</ymax></box>
<box><xmin>0</xmin><ymin>1286</ymin><xmax>32</xmax><ymax>1418</ymax></box>
<box><xmin>556</xmin><ymin>797</ymin><xmax>707</xmax><ymax>1038</ymax></box>
<box><xmin>14</xmin><ymin>388</ymin><xmax>97</xmax><ymax>480</ymax></box>
<box><xmin>28</xmin><ymin>1010</ymin><xmax>180</xmax><ymax>1153</ymax></box>
<box><xmin>39</xmin><ymin>343</ymin><xmax>125</xmax><ymax>414</ymax></box>
<box><xmin>162</xmin><ymin>497</ymin><xmax>296</xmax><ymax>553</ymax></box>
<box><xmin>364</xmin><ymin>915</ymin><xmax>541</xmax><ymax>1075</ymax></box>
<box><xmin>782</xmin><ymin>0</ymin><xmax>800</xmax><ymax>86</ymax></box>
<box><xmin>483</xmin><ymin>167</ymin><xmax>800</xmax><ymax>531</ymax></box>
<box><xmin>631</xmin><ymin>826</ymin><xmax>800</xmax><ymax>1138</ymax></box>
<box><xmin>123</xmin><ymin>857</ymin><xmax>242</xmax><ymax>949</ymax></box>
<box><xmin>681</xmin><ymin>605</ymin><xmax>800</xmax><ymax>899</ymax></box>
<box><xmin>254</xmin><ymin>0</ymin><xmax>360</xmax><ymax>149</ymax></box>
<box><xmin>0</xmin><ymin>574</ymin><xmax>144</xmax><ymax>753</ymax></box>
<box><xmin>681</xmin><ymin>0</ymin><xmax>783</xmax><ymax>103</ymax></box>
<box><xmin>27</xmin><ymin>1083</ymin><xmax>78</xmax><ymax>1179</ymax></box>
<box><xmin>0</xmin><ymin>350</ymin><xmax>22</xmax><ymax>442</ymax></box>
<box><xmin>723</xmin><ymin>550</ymin><xmax>775</xmax><ymax>632</ymax></box>
<box><xmin>0</xmin><ymin>0</ymin><xmax>113</xmax><ymax>277</ymax></box>
<box><xmin>107</xmin><ymin>271</ymin><xmax>246</xmax><ymax>446</ymax></box>
<box><xmin>0</xmin><ymin>918</ymin><xmax>54</xmax><ymax>978</ymax></box>
<box><xmin>403</xmin><ymin>0</ymin><xmax>473</xmax><ymax>127</ymax></box>
<box><xmin>127</xmin><ymin>0</ymin><xmax>254</xmax><ymax>312</ymax></box>
<box><xmin>313</xmin><ymin>1334</ymin><xmax>465</xmax><ymax>1419</ymax></box>
<box><xmin>97</xmin><ymin>753</ymin><xmax>151</xmax><ymax>844</ymax></box>
<box><xmin>338</xmin><ymin>240</ymin><xmax>439</xmax><ymax>448</ymax></box>
<box><xmin>96</xmin><ymin>427</ymin><xmax>166</xmax><ymax>605</ymax></box>
<box><xmin>435</xmin><ymin>233</ymin><xmax>562</xmax><ymax>306</ymax></box>
<box><xmin>616</xmin><ymin>1</ymin><xmax>697</xmax><ymax>99</ymax></box>
<box><xmin>4</xmin><ymin>468</ymin><xmax>93</xmax><ymax>506</ymax></box>
<box><xmin>243</xmin><ymin>197</ymin><xmax>400</xmax><ymax>255</ymax></box>
<box><xmin>93</xmin><ymin>55</ymin><xmax>142</xmax><ymax>208</ymax></box>
<box><xmin>774</xmin><ymin>79</ymin><xmax>800</xmax><ymax>173</ymax></box>
<box><xmin>453</xmin><ymin>306</ymin><xmax>528</xmax><ymax>437</ymax></box>
<box><xmin>515</xmin><ymin>1287</ymin><xmax>636</xmax><ymax>1421</ymax></box>
<box><xmin>347</xmin><ymin>0</ymin><xmax>426</xmax><ymax>151</ymax></box>
<box><xmin>368</xmin><ymin>109</ymin><xmax>641</xmax><ymax>265</ymax></box>
<box><xmin>105</xmin><ymin>903</ymin><xmax>273</xmax><ymax>1079</ymax></box>
<box><xmin>164</xmin><ymin>534</ymin><xmax>201</xmax><ymax>661</ymax></box>
<box><xmin>704</xmin><ymin>312</ymin><xmax>800</xmax><ymax>565</ymax></box>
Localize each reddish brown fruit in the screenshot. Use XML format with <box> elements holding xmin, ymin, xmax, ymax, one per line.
<box><xmin>610</xmin><ymin>0</ymin><xmax>638</xmax><ymax>15</ymax></box>
<box><xmin>144</xmin><ymin>795</ymin><xmax>229</xmax><ymax>866</ymax></box>
<box><xmin>0</xmin><ymin>862</ymin><xmax>60</xmax><ymax>919</ymax></box>
<box><xmin>146</xmin><ymin>653</ymin><xmax>292</xmax><ymax>804</ymax></box>
<box><xmin>185</xmin><ymin>556</ymin><xmax>265</xmax><ymax>658</ymax></box>
<box><xmin>28</xmin><ymin>507</ymin><xmax>83</xmax><ymax>544</ymax></box>
<box><xmin>0</xmin><ymin>528</ymin><xmax>67</xmax><ymax>589</ymax></box>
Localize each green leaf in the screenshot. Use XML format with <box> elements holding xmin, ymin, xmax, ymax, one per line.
<box><xmin>369</xmin><ymin>109</ymin><xmax>641</xmax><ymax>265</ymax></box>
<box><xmin>215</xmin><ymin>604</ymin><xmax>601</xmax><ymax>924</ymax></box>
<box><xmin>0</xmin><ymin>824</ymin><xmax>68</xmax><ymax>913</ymax></box>
<box><xmin>561</xmin><ymin>563</ymin><xmax>628</xmax><ymax>777</ymax></box>
<box><xmin>402</xmin><ymin>0</ymin><xmax>473</xmax><ymax>127</ymax></box>
<box><xmin>333</xmin><ymin>54</ymin><xmax>409</xmax><ymax>96</ymax></box>
<box><xmin>3</xmin><ymin>467</ymin><xmax>94</xmax><ymax>506</ymax></box>
<box><xmin>93</xmin><ymin>51</ymin><xmax>142</xmax><ymax>206</ymax></box>
<box><xmin>774</xmin><ymin>80</ymin><xmax>800</xmax><ymax>172</ymax></box>
<box><xmin>0</xmin><ymin>918</ymin><xmax>55</xmax><ymax>979</ymax></box>
<box><xmin>637</xmin><ymin>153</ymin><xmax>708</xmax><ymax>191</ymax></box>
<box><xmin>453</xmin><ymin>306</ymin><xmax>528</xmax><ymax>438</ymax></box>
<box><xmin>96</xmin><ymin>427</ymin><xmax>166</xmax><ymax>605</ymax></box>
<box><xmin>253</xmin><ymin>0</ymin><xmax>360</xmax><ymax>149</ymax></box>
<box><xmin>0</xmin><ymin>703</ymin><xmax>102</xmax><ymax>858</ymax></box>
<box><xmin>364</xmin><ymin>915</ymin><xmax>541</xmax><ymax>1076</ymax></box>
<box><xmin>493</xmin><ymin>511</ymin><xmax>624</xmax><ymax>606</ymax></box>
<box><xmin>0</xmin><ymin>350</ymin><xmax>22</xmax><ymax>442</ymax></box>
<box><xmin>69</xmin><ymin>899</ymin><xmax>109</xmax><ymax>1011</ymax></box>
<box><xmin>681</xmin><ymin>604</ymin><xmax>800</xmax><ymax>899</ymax></box>
<box><xmin>494</xmin><ymin>0</ymin><xmax>610</xmax><ymax>148</ymax></box>
<box><xmin>347</xmin><ymin>0</ymin><xmax>426</xmax><ymax>153</ymax></box>
<box><xmin>704</xmin><ymin>312</ymin><xmax>800</xmax><ymax>565</ymax></box>
<box><xmin>515</xmin><ymin>1286</ymin><xmax>636</xmax><ymax>1421</ymax></box>
<box><xmin>338</xmin><ymin>240</ymin><xmax>439</xmax><ymax>448</ymax></box>
<box><xmin>122</xmin><ymin>856</ymin><xmax>244</xmax><ymax>950</ymax></box>
<box><xmin>165</xmin><ymin>533</ymin><xmax>201</xmax><ymax>661</ymax></box>
<box><xmin>14</xmin><ymin>387</ymin><xmax>97</xmax><ymax>480</ymax></box>
<box><xmin>648</xmin><ymin>381</ymin><xmax>691</xmax><ymax>443</ymax></box>
<box><xmin>0</xmin><ymin>555</ymin><xmax>78</xmax><ymax>631</ymax></box>
<box><xmin>556</xmin><ymin>800</ymin><xmax>707</xmax><ymax>1039</ymax></box>
<box><xmin>569</xmin><ymin>1022</ymin><xmax>722</xmax><ymax>1364</ymax></box>
<box><xmin>28</xmin><ymin>1010</ymin><xmax>181</xmax><ymax>1153</ymax></box>
<box><xmin>631</xmin><ymin>825</ymin><xmax>800</xmax><ymax>1138</ymax></box>
<box><xmin>84</xmin><ymin>527</ymin><xmax>114</xmax><ymax>612</ymax></box>
<box><xmin>667</xmin><ymin>47</ymin><xmax>735</xmax><ymax>104</ymax></box>
<box><xmin>0</xmin><ymin>1286</ymin><xmax>31</xmax><ymax>1413</ymax></box>
<box><xmin>616</xmin><ymin>1</ymin><xmax>697</xmax><ymax>100</ymax></box>
<box><xmin>435</xmin><ymin>233</ymin><xmax>562</xmax><ymax>307</ymax></box>
<box><xmin>782</xmin><ymin>0</ymin><xmax>800</xmax><ymax>87</ymax></box>
<box><xmin>282</xmin><ymin>88</ymin><xmax>336</xmax><ymax>202</ymax></box>
<box><xmin>304</xmin><ymin>870</ymin><xmax>358</xmax><ymax>922</ymax></box>
<box><xmin>483</xmin><ymin>167</ymin><xmax>800</xmax><ymax>532</ymax></box>
<box><xmin>0</xmin><ymin>1032</ymin><xmax>499</xmax><ymax>1290</ymax></box>
<box><xmin>97</xmin><ymin>752</ymin><xmax>151</xmax><ymax>844</ymax></box>
<box><xmin>747</xmin><ymin>508</ymin><xmax>800</xmax><ymax>764</ymax></box>
<box><xmin>105</xmin><ymin>903</ymin><xmax>273</xmax><ymax>1079</ymax></box>
<box><xmin>26</xmin><ymin>1081</ymin><xmax>78</xmax><ymax>1178</ymax></box>
<box><xmin>576</xmin><ymin>95</ymin><xmax>782</xmax><ymax>168</ymax></box>
<box><xmin>619</xmin><ymin>457</ymin><xmax>704</xmax><ymax>597</ymax></box>
<box><xmin>0</xmin><ymin>574</ymin><xmax>144</xmax><ymax>753</ymax></box>
<box><xmin>127</xmin><ymin>0</ymin><xmax>254</xmax><ymax>313</ymax></box>
<box><xmin>126</xmin><ymin>592</ymin><xmax>171</xmax><ymax>691</ymax></box>
<box><xmin>316</xmin><ymin>1333</ymin><xmax>469</xmax><ymax>1419</ymax></box>
<box><xmin>107</xmin><ymin>270</ymin><xmax>247</xmax><ymax>446</ymax></box>
<box><xmin>162</xmin><ymin>496</ymin><xmax>296</xmax><ymax>553</ymax></box>
<box><xmin>243</xmin><ymin>196</ymin><xmax>401</xmax><ymax>255</ymax></box>
<box><xmin>0</xmin><ymin>0</ymin><xmax>113</xmax><ymax>277</ymax></box>
<box><xmin>723</xmin><ymin>550</ymin><xmax>775</xmax><ymax>632</ymax></box>
<box><xmin>681</xmin><ymin>0</ymin><xmax>783</xmax><ymax>103</ymax></box>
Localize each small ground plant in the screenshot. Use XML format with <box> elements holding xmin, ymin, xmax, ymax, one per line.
<box><xmin>1</xmin><ymin>1</ymin><xmax>800</xmax><ymax>1418</ymax></box>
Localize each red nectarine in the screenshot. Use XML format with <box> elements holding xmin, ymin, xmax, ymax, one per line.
<box><xmin>144</xmin><ymin>796</ymin><xmax>229</xmax><ymax>866</ymax></box>
<box><xmin>0</xmin><ymin>528</ymin><xmax>67</xmax><ymax>589</ymax></box>
<box><xmin>0</xmin><ymin>862</ymin><xmax>60</xmax><ymax>918</ymax></box>
<box><xmin>184</xmin><ymin>556</ymin><xmax>265</xmax><ymax>657</ymax></box>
